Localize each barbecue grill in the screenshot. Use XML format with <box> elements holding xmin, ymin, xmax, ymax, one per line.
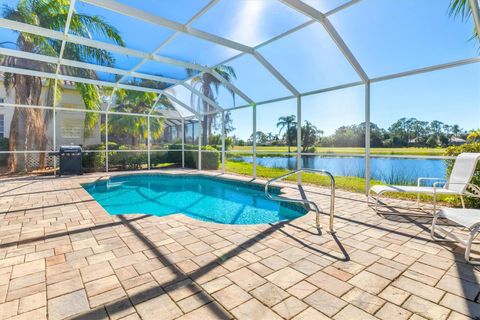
<box><xmin>50</xmin><ymin>145</ymin><xmax>83</xmax><ymax>176</ymax></box>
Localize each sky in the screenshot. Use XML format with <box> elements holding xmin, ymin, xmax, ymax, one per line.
<box><xmin>0</xmin><ymin>0</ymin><xmax>479</xmax><ymax>139</ymax></box>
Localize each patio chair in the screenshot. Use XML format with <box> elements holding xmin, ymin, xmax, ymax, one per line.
<box><xmin>431</xmin><ymin>207</ymin><xmax>480</xmax><ymax>265</ymax></box>
<box><xmin>368</xmin><ymin>153</ymin><xmax>480</xmax><ymax>214</ymax></box>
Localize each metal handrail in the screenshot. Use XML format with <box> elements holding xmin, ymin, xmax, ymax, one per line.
<box><xmin>265</xmin><ymin>169</ymin><xmax>335</xmax><ymax>233</ymax></box>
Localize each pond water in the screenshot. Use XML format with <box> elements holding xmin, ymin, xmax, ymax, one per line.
<box><xmin>233</xmin><ymin>155</ymin><xmax>448</xmax><ymax>184</ymax></box>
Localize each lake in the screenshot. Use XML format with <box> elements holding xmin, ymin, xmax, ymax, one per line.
<box><xmin>232</xmin><ymin>155</ymin><xmax>448</xmax><ymax>184</ymax></box>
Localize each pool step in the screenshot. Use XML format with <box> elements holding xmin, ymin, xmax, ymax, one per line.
<box><xmin>106</xmin><ymin>181</ymin><xmax>125</xmax><ymax>189</ymax></box>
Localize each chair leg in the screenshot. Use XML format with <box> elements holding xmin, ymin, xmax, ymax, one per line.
<box><xmin>465</xmin><ymin>226</ymin><xmax>480</xmax><ymax>265</ymax></box>
<box><xmin>374</xmin><ymin>193</ymin><xmax>379</xmax><ymax>214</ymax></box>
<box><xmin>431</xmin><ymin>214</ymin><xmax>438</xmax><ymax>240</ymax></box>
<box><xmin>430</xmin><ymin>214</ymin><xmax>458</xmax><ymax>242</ymax></box>
<box><xmin>460</xmin><ymin>195</ymin><xmax>465</xmax><ymax>209</ymax></box>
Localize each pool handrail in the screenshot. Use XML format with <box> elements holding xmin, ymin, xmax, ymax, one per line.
<box><xmin>265</xmin><ymin>169</ymin><xmax>335</xmax><ymax>233</ymax></box>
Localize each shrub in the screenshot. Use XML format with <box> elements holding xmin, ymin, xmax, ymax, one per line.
<box><xmin>81</xmin><ymin>143</ymin><xmax>219</xmax><ymax>171</ymax></box>
<box><xmin>167</xmin><ymin>144</ymin><xmax>219</xmax><ymax>170</ymax></box>
<box><xmin>0</xmin><ymin>137</ymin><xmax>9</xmax><ymax>166</ymax></box>
<box><xmin>82</xmin><ymin>144</ymin><xmax>105</xmax><ymax>172</ymax></box>
<box><xmin>444</xmin><ymin>142</ymin><xmax>480</xmax><ymax>208</ymax></box>
<box><xmin>109</xmin><ymin>145</ymin><xmax>147</xmax><ymax>170</ymax></box>
<box><xmin>150</xmin><ymin>151</ymin><xmax>168</xmax><ymax>167</ymax></box>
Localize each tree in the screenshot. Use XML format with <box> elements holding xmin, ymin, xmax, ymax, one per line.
<box><xmin>330</xmin><ymin>124</ymin><xmax>364</xmax><ymax>147</ymax></box>
<box><xmin>467</xmin><ymin>129</ymin><xmax>480</xmax><ymax>142</ymax></box>
<box><xmin>1</xmin><ymin>0</ymin><xmax>124</xmax><ymax>171</ymax></box>
<box><xmin>276</xmin><ymin>115</ymin><xmax>297</xmax><ymax>152</ymax></box>
<box><xmin>450</xmin><ymin>124</ymin><xmax>463</xmax><ymax>137</ymax></box>
<box><xmin>301</xmin><ymin>121</ymin><xmax>321</xmax><ymax>152</ymax></box>
<box><xmin>249</xmin><ymin>131</ymin><xmax>268</xmax><ymax>145</ymax></box>
<box><xmin>369</xmin><ymin>123</ymin><xmax>388</xmax><ymax>147</ymax></box>
<box><xmin>189</xmin><ymin>65</ymin><xmax>236</xmax><ymax>145</ymax></box>
<box><xmin>106</xmin><ymin>88</ymin><xmax>169</xmax><ymax>147</ymax></box>
<box><xmin>389</xmin><ymin>117</ymin><xmax>415</xmax><ymax>147</ymax></box>
<box><xmin>449</xmin><ymin>0</ymin><xmax>479</xmax><ymax>40</ymax></box>
<box><xmin>223</xmin><ymin>111</ymin><xmax>235</xmax><ymax>135</ymax></box>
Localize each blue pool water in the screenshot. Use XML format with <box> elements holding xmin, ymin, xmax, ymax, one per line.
<box><xmin>83</xmin><ymin>174</ymin><xmax>306</xmax><ymax>225</ymax></box>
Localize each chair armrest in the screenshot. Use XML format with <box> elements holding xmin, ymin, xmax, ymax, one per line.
<box><xmin>432</xmin><ymin>182</ymin><xmax>480</xmax><ymax>214</ymax></box>
<box><xmin>433</xmin><ymin>181</ymin><xmax>448</xmax><ymax>188</ymax></box>
<box><xmin>441</xmin><ymin>182</ymin><xmax>480</xmax><ymax>198</ymax></box>
<box><xmin>417</xmin><ymin>177</ymin><xmax>447</xmax><ymax>187</ymax></box>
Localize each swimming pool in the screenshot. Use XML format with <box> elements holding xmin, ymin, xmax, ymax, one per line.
<box><xmin>83</xmin><ymin>174</ymin><xmax>306</xmax><ymax>225</ymax></box>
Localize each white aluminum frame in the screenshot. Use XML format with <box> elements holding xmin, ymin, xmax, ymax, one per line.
<box><xmin>0</xmin><ymin>0</ymin><xmax>478</xmax><ymax>190</ymax></box>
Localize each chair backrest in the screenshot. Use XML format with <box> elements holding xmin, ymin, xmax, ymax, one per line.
<box><xmin>446</xmin><ymin>153</ymin><xmax>480</xmax><ymax>193</ymax></box>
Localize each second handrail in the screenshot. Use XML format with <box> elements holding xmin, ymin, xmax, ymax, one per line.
<box><xmin>265</xmin><ymin>169</ymin><xmax>335</xmax><ymax>233</ymax></box>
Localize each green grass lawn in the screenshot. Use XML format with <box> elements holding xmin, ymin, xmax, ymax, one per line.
<box><xmin>225</xmin><ymin>160</ymin><xmax>374</xmax><ymax>193</ymax></box>
<box><xmin>230</xmin><ymin>146</ymin><xmax>446</xmax><ymax>156</ymax></box>
<box><xmin>224</xmin><ymin>160</ymin><xmax>458</xmax><ymax>205</ymax></box>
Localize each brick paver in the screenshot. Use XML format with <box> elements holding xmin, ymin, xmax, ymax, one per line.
<box><xmin>0</xmin><ymin>170</ymin><xmax>479</xmax><ymax>319</ymax></box>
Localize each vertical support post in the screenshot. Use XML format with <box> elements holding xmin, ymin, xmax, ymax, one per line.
<box><xmin>365</xmin><ymin>81</ymin><xmax>371</xmax><ymax>195</ymax></box>
<box><xmin>147</xmin><ymin>114</ymin><xmax>151</xmax><ymax>170</ymax></box>
<box><xmin>53</xmin><ymin>79</ymin><xmax>58</xmax><ymax>177</ymax></box>
<box><xmin>181</xmin><ymin>118</ymin><xmax>185</xmax><ymax>169</ymax></box>
<box><xmin>296</xmin><ymin>96</ymin><xmax>302</xmax><ymax>184</ymax></box>
<box><xmin>105</xmin><ymin>111</ymin><xmax>109</xmax><ymax>172</ymax></box>
<box><xmin>198</xmin><ymin>118</ymin><xmax>202</xmax><ymax>170</ymax></box>
<box><xmin>221</xmin><ymin>111</ymin><xmax>225</xmax><ymax>174</ymax></box>
<box><xmin>104</xmin><ymin>88</ymin><xmax>116</xmax><ymax>173</ymax></box>
<box><xmin>252</xmin><ymin>104</ymin><xmax>257</xmax><ymax>179</ymax></box>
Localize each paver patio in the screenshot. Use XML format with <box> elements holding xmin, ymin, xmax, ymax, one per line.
<box><xmin>0</xmin><ymin>169</ymin><xmax>479</xmax><ymax>319</ymax></box>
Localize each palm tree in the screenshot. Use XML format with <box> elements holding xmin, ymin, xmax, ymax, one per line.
<box><xmin>107</xmin><ymin>87</ymin><xmax>170</xmax><ymax>147</ymax></box>
<box><xmin>302</xmin><ymin>121</ymin><xmax>321</xmax><ymax>152</ymax></box>
<box><xmin>276</xmin><ymin>115</ymin><xmax>297</xmax><ymax>152</ymax></box>
<box><xmin>189</xmin><ymin>65</ymin><xmax>236</xmax><ymax>145</ymax></box>
<box><xmin>1</xmin><ymin>0</ymin><xmax>124</xmax><ymax>171</ymax></box>
<box><xmin>449</xmin><ymin>0</ymin><xmax>479</xmax><ymax>40</ymax></box>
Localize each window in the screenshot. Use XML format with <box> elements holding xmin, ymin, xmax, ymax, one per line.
<box><xmin>61</xmin><ymin>118</ymin><xmax>82</xmax><ymax>139</ymax></box>
<box><xmin>0</xmin><ymin>114</ymin><xmax>4</xmax><ymax>138</ymax></box>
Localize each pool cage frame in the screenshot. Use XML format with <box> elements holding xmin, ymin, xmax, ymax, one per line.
<box><xmin>0</xmin><ymin>0</ymin><xmax>479</xmax><ymax>193</ymax></box>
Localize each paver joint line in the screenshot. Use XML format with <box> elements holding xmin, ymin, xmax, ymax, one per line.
<box><xmin>0</xmin><ymin>170</ymin><xmax>478</xmax><ymax>320</ymax></box>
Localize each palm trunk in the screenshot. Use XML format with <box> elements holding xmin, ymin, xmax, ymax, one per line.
<box><xmin>132</xmin><ymin>135</ymin><xmax>137</xmax><ymax>148</ymax></box>
<box><xmin>287</xmin><ymin>124</ymin><xmax>291</xmax><ymax>153</ymax></box>
<box><xmin>202</xmin><ymin>100</ymin><xmax>209</xmax><ymax>145</ymax></box>
<box><xmin>8</xmin><ymin>72</ymin><xmax>45</xmax><ymax>172</ymax></box>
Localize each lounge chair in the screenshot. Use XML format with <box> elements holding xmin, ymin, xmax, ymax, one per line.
<box><xmin>368</xmin><ymin>153</ymin><xmax>480</xmax><ymax>214</ymax></box>
<box><xmin>431</xmin><ymin>207</ymin><xmax>480</xmax><ymax>265</ymax></box>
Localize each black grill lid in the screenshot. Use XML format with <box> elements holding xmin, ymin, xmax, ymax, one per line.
<box><xmin>59</xmin><ymin>145</ymin><xmax>83</xmax><ymax>153</ymax></box>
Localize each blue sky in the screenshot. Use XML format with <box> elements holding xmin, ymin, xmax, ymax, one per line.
<box><xmin>0</xmin><ymin>0</ymin><xmax>479</xmax><ymax>139</ymax></box>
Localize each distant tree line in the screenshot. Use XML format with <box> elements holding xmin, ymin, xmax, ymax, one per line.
<box><xmin>233</xmin><ymin>115</ymin><xmax>472</xmax><ymax>150</ymax></box>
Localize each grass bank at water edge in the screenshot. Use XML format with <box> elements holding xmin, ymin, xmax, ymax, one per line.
<box><xmin>223</xmin><ymin>161</ymin><xmax>461</xmax><ymax>205</ymax></box>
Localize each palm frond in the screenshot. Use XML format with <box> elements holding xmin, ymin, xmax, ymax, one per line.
<box><xmin>68</xmin><ymin>14</ymin><xmax>125</xmax><ymax>46</ymax></box>
<box><xmin>449</xmin><ymin>0</ymin><xmax>471</xmax><ymax>20</ymax></box>
<box><xmin>449</xmin><ymin>0</ymin><xmax>479</xmax><ymax>40</ymax></box>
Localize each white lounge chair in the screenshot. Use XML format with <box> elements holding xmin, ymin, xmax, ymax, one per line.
<box><xmin>368</xmin><ymin>153</ymin><xmax>480</xmax><ymax>214</ymax></box>
<box><xmin>431</xmin><ymin>208</ymin><xmax>480</xmax><ymax>265</ymax></box>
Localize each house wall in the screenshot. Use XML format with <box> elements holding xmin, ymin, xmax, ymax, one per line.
<box><xmin>0</xmin><ymin>79</ymin><xmax>102</xmax><ymax>150</ymax></box>
<box><xmin>55</xmin><ymin>87</ymin><xmax>103</xmax><ymax>149</ymax></box>
<box><xmin>0</xmin><ymin>82</ymin><xmax>15</xmax><ymax>139</ymax></box>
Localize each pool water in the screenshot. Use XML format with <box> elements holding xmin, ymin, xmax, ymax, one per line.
<box><xmin>83</xmin><ymin>174</ymin><xmax>306</xmax><ymax>225</ymax></box>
